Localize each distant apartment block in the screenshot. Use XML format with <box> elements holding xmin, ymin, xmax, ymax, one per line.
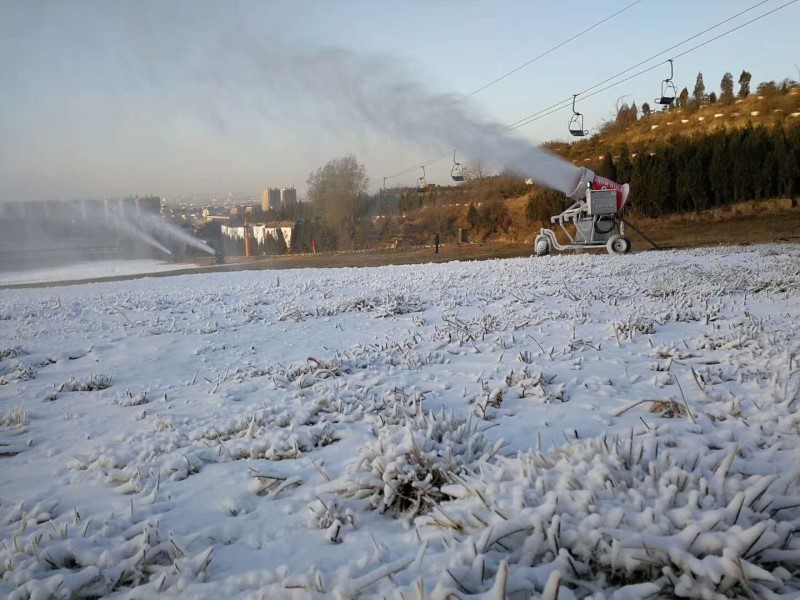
<box><xmin>261</xmin><ymin>188</ymin><xmax>282</xmax><ymax>212</ymax></box>
<box><xmin>261</xmin><ymin>186</ymin><xmax>297</xmax><ymax>211</ymax></box>
<box><xmin>280</xmin><ymin>187</ymin><xmax>297</xmax><ymax>206</ymax></box>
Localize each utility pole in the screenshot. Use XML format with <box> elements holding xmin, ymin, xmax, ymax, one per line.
<box><xmin>243</xmin><ymin>216</ymin><xmax>251</xmax><ymax>258</ymax></box>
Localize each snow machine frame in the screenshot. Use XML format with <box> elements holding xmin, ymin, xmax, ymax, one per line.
<box><xmin>535</xmin><ymin>169</ymin><xmax>632</xmax><ymax>256</ymax></box>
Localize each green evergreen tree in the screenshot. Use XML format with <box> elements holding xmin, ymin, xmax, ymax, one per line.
<box><xmin>784</xmin><ymin>125</ymin><xmax>800</xmax><ymax>206</ymax></box>
<box><xmin>751</xmin><ymin>127</ymin><xmax>776</xmax><ymax>199</ymax></box>
<box><xmin>678</xmin><ymin>87</ymin><xmax>690</xmax><ymax>109</ymax></box>
<box><xmin>599</xmin><ymin>152</ymin><xmax>617</xmax><ymax>181</ymax></box>
<box><xmin>689</xmin><ymin>137</ymin><xmax>712</xmax><ymax>211</ymax></box>
<box><xmin>628</xmin><ymin>154</ymin><xmax>645</xmax><ymax>212</ymax></box>
<box><xmin>693</xmin><ymin>72</ymin><xmax>706</xmax><ymax>104</ymax></box>
<box><xmin>615</xmin><ymin>144</ymin><xmax>633</xmax><ymax>184</ymax></box>
<box><xmin>720</xmin><ymin>72</ymin><xmax>735</xmax><ymax>104</ymax></box>
<box><xmin>730</xmin><ymin>128</ymin><xmax>751</xmax><ymax>201</ymax></box>
<box><xmin>641</xmin><ymin>102</ymin><xmax>652</xmax><ymax>117</ymax></box>
<box><xmin>738</xmin><ymin>70</ymin><xmax>752</xmax><ymax>98</ymax></box>
<box><xmin>708</xmin><ymin>132</ymin><xmax>729</xmax><ymax>206</ymax></box>
<box><xmin>673</xmin><ymin>137</ymin><xmax>695</xmax><ymax>212</ymax></box>
<box><xmin>467</xmin><ymin>202</ymin><xmax>479</xmax><ymax>229</ymax></box>
<box><xmin>646</xmin><ymin>145</ymin><xmax>672</xmax><ymax>216</ymax></box>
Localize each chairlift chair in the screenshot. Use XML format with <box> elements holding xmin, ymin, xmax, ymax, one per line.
<box><xmin>451</xmin><ymin>151</ymin><xmax>466</xmax><ymax>182</ymax></box>
<box><xmin>416</xmin><ymin>166</ymin><xmax>428</xmax><ymax>193</ymax></box>
<box><xmin>568</xmin><ymin>94</ymin><xmax>588</xmax><ymax>137</ymax></box>
<box><xmin>655</xmin><ymin>59</ymin><xmax>677</xmax><ymax>106</ymax></box>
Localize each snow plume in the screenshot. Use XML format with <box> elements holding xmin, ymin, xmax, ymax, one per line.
<box><xmin>209</xmin><ymin>38</ymin><xmax>580</xmax><ymax>193</ymax></box>
<box><xmin>133</xmin><ymin>213</ymin><xmax>215</xmax><ymax>256</ymax></box>
<box><xmin>0</xmin><ymin>200</ymin><xmax>216</xmax><ymax>270</ymax></box>
<box><xmin>107</xmin><ymin>215</ymin><xmax>173</xmax><ymax>256</ymax></box>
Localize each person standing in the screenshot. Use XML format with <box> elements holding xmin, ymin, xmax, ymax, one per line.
<box><xmin>311</xmin><ymin>239</ymin><xmax>317</xmax><ymax>255</ymax></box>
<box><xmin>434</xmin><ymin>232</ymin><xmax>440</xmax><ymax>254</ymax></box>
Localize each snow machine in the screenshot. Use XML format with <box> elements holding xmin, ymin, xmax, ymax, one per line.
<box><xmin>534</xmin><ymin>168</ymin><xmax>632</xmax><ymax>256</ymax></box>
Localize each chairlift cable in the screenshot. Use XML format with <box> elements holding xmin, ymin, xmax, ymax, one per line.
<box><xmin>465</xmin><ymin>0</ymin><xmax>643</xmax><ymax>98</ymax></box>
<box><xmin>510</xmin><ymin>0</ymin><xmax>799</xmax><ymax>130</ymax></box>
<box><xmin>505</xmin><ymin>0</ymin><xmax>774</xmax><ymax>131</ymax></box>
<box><xmin>384</xmin><ymin>0</ymin><xmax>797</xmax><ymax>182</ymax></box>
<box><xmin>384</xmin><ymin>2</ymin><xmax>646</xmax><ymax>180</ymax></box>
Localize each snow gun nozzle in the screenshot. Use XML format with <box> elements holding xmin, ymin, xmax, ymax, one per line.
<box><xmin>567</xmin><ymin>167</ymin><xmax>630</xmax><ymax>213</ymax></box>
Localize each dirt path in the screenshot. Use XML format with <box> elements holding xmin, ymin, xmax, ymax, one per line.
<box><xmin>629</xmin><ymin>208</ymin><xmax>800</xmax><ymax>249</ymax></box>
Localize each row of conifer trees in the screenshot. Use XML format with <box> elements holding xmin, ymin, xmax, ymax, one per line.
<box><xmin>594</xmin><ymin>122</ymin><xmax>800</xmax><ymax>216</ymax></box>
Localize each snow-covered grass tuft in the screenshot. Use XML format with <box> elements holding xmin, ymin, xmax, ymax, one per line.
<box><xmin>0</xmin><ymin>406</ymin><xmax>27</xmax><ymax>427</ymax></box>
<box><xmin>0</xmin><ymin>510</ymin><xmax>212</xmax><ymax>599</ymax></box>
<box><xmin>58</xmin><ymin>374</ymin><xmax>112</xmax><ymax>392</ymax></box>
<box><xmin>0</xmin><ymin>347</ymin><xmax>26</xmax><ymax>362</ymax></box>
<box><xmin>0</xmin><ymin>363</ymin><xmax>37</xmax><ymax>385</ymax></box>
<box><xmin>413</xmin><ymin>405</ymin><xmax>800</xmax><ymax>597</ymax></box>
<box><xmin>335</xmin><ymin>411</ymin><xmax>503</xmax><ymax>517</ymax></box>
<box><xmin>113</xmin><ymin>389</ymin><xmax>150</xmax><ymax>407</ymax></box>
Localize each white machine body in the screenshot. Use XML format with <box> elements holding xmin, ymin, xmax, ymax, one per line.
<box><xmin>586</xmin><ymin>189</ymin><xmax>618</xmax><ymax>216</ymax></box>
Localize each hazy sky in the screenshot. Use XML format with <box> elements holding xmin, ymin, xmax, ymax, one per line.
<box><xmin>1</xmin><ymin>0</ymin><xmax>798</xmax><ymax>201</ymax></box>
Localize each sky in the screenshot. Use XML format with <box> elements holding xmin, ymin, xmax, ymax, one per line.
<box><xmin>1</xmin><ymin>0</ymin><xmax>798</xmax><ymax>201</ymax></box>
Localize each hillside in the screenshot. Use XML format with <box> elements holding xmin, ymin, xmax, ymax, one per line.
<box><xmin>381</xmin><ymin>86</ymin><xmax>800</xmax><ymax>247</ymax></box>
<box><xmin>235</xmin><ymin>81</ymin><xmax>800</xmax><ymax>254</ymax></box>
<box><xmin>547</xmin><ymin>87</ymin><xmax>800</xmax><ymax>166</ymax></box>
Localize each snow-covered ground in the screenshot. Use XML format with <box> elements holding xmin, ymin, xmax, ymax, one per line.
<box><xmin>0</xmin><ymin>259</ymin><xmax>191</xmax><ymax>286</ymax></box>
<box><xmin>1</xmin><ymin>245</ymin><xmax>799</xmax><ymax>599</ymax></box>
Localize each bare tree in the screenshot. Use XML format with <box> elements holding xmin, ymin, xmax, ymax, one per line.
<box><xmin>307</xmin><ymin>155</ymin><xmax>369</xmax><ymax>247</ymax></box>
<box><xmin>466</xmin><ymin>162</ymin><xmax>491</xmax><ymax>203</ymax></box>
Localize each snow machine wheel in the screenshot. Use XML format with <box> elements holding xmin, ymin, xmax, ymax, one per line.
<box><xmin>607</xmin><ymin>235</ymin><xmax>631</xmax><ymax>255</ymax></box>
<box><xmin>535</xmin><ymin>238</ymin><xmax>551</xmax><ymax>257</ymax></box>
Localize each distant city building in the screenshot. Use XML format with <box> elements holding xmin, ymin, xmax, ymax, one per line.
<box><xmin>135</xmin><ymin>196</ymin><xmax>161</xmax><ymax>215</ymax></box>
<box><xmin>262</xmin><ymin>188</ymin><xmax>281</xmax><ymax>212</ymax></box>
<box><xmin>280</xmin><ymin>187</ymin><xmax>297</xmax><ymax>206</ymax></box>
<box><xmin>261</xmin><ymin>187</ymin><xmax>296</xmax><ymax>211</ymax></box>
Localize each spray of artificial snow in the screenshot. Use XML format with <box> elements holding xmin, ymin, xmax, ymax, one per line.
<box><xmin>107</xmin><ymin>216</ymin><xmax>173</xmax><ymax>256</ymax></box>
<box><xmin>211</xmin><ymin>39</ymin><xmax>581</xmax><ymax>193</ymax></box>
<box><xmin>134</xmin><ymin>213</ymin><xmax>216</xmax><ymax>256</ymax></box>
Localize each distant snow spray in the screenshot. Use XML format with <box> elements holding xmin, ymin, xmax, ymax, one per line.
<box><xmin>108</xmin><ymin>216</ymin><xmax>173</xmax><ymax>256</ymax></box>
<box><xmin>135</xmin><ymin>213</ymin><xmax>216</xmax><ymax>256</ymax></box>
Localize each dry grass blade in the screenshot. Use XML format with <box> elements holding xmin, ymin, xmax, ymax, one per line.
<box><xmin>310</xmin><ymin>458</ymin><xmax>332</xmax><ymax>482</ymax></box>
<box><xmin>674</xmin><ymin>376</ymin><xmax>696</xmax><ymax>423</ymax></box>
<box><xmin>735</xmin><ymin>557</ymin><xmax>756</xmax><ymax>600</ymax></box>
<box><xmin>615</xmin><ymin>399</ymin><xmax>687</xmax><ymax>419</ymax></box>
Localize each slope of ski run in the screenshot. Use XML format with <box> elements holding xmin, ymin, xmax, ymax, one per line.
<box><xmin>0</xmin><ymin>244</ymin><xmax>799</xmax><ymax>599</ymax></box>
<box><xmin>0</xmin><ymin>259</ymin><xmax>191</xmax><ymax>286</ymax></box>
